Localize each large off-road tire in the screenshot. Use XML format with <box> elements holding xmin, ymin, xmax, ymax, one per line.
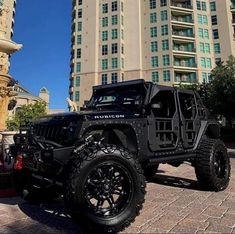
<box><xmin>143</xmin><ymin>164</ymin><xmax>159</xmax><ymax>181</ymax></box>
<box><xmin>13</xmin><ymin>169</ymin><xmax>61</xmax><ymax>202</ymax></box>
<box><xmin>64</xmin><ymin>144</ymin><xmax>146</xmax><ymax>233</ymax></box>
<box><xmin>194</xmin><ymin>139</ymin><xmax>230</xmax><ymax>191</ymax></box>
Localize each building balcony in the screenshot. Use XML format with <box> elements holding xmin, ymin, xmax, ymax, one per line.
<box><xmin>174</xmin><ymin>73</ymin><xmax>197</xmax><ymax>83</ymax></box>
<box><xmin>173</xmin><ymin>46</ymin><xmax>196</xmax><ymax>55</ymax></box>
<box><xmin>171</xmin><ymin>16</ymin><xmax>194</xmax><ymax>25</ymax></box>
<box><xmin>174</xmin><ymin>61</ymin><xmax>197</xmax><ymax>71</ymax></box>
<box><xmin>172</xmin><ymin>31</ymin><xmax>195</xmax><ymax>40</ymax></box>
<box><xmin>170</xmin><ymin>1</ymin><xmax>193</xmax><ymax>13</ymax></box>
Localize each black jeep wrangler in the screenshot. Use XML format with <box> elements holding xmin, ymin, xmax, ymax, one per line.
<box><xmin>12</xmin><ymin>79</ymin><xmax>230</xmax><ymax>233</ymax></box>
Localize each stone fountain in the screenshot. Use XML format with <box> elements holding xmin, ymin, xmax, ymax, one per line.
<box><xmin>0</xmin><ymin>0</ymin><xmax>22</xmax><ymax>131</ymax></box>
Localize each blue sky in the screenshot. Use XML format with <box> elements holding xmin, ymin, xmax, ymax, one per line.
<box><xmin>10</xmin><ymin>0</ymin><xmax>71</xmax><ymax>110</ymax></box>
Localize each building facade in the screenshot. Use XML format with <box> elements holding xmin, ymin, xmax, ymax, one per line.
<box><xmin>70</xmin><ymin>0</ymin><xmax>235</xmax><ymax>108</ymax></box>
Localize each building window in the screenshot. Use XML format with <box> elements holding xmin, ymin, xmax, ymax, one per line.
<box><xmin>214</xmin><ymin>43</ymin><xmax>221</xmax><ymax>54</ymax></box>
<box><xmin>196</xmin><ymin>1</ymin><xmax>201</xmax><ymax>10</ymax></box>
<box><xmin>204</xmin><ymin>29</ymin><xmax>209</xmax><ymax>39</ymax></box>
<box><xmin>102</xmin><ymin>31</ymin><xmax>108</xmax><ymax>41</ymax></box>
<box><xmin>151</xmin><ymin>56</ymin><xmax>158</xmax><ymax>67</ymax></box>
<box><xmin>78</xmin><ymin>0</ymin><xmax>82</xmax><ymax>5</ymax></box>
<box><xmin>77</xmin><ymin>35</ymin><xmax>82</xmax><ymax>45</ymax></box>
<box><xmin>213</xmin><ymin>29</ymin><xmax>219</xmax><ymax>39</ymax></box>
<box><xmin>78</xmin><ymin>9</ymin><xmax>82</xmax><ymax>18</ymax></box>
<box><xmin>102</xmin><ymin>45</ymin><xmax>108</xmax><ymax>55</ymax></box>
<box><xmin>204</xmin><ymin>43</ymin><xmax>210</xmax><ymax>53</ymax></box>
<box><xmin>77</xmin><ymin>22</ymin><xmax>82</xmax><ymax>31</ymax></box>
<box><xmin>160</xmin><ymin>0</ymin><xmax>167</xmax><ymax>7</ymax></box>
<box><xmin>162</xmin><ymin>39</ymin><xmax>169</xmax><ymax>50</ymax></box>
<box><xmin>198</xmin><ymin>28</ymin><xmax>203</xmax><ymax>38</ymax></box>
<box><xmin>203</xmin><ymin>15</ymin><xmax>208</xmax><ymax>25</ymax></box>
<box><xmin>121</xmin><ymin>15</ymin><xmax>124</xmax><ymax>26</ymax></box>
<box><xmin>197</xmin><ymin>14</ymin><xmax>203</xmax><ymax>24</ymax></box>
<box><xmin>121</xmin><ymin>58</ymin><xmax>124</xmax><ymax>69</ymax></box>
<box><xmin>163</xmin><ymin>70</ymin><xmax>171</xmax><ymax>82</ymax></box>
<box><xmin>77</xmin><ymin>48</ymin><xmax>81</xmax><ymax>58</ymax></box>
<box><xmin>120</xmin><ymin>29</ymin><xmax>124</xmax><ymax>40</ymax></box>
<box><xmin>102</xmin><ymin>59</ymin><xmax>108</xmax><ymax>70</ymax></box>
<box><xmin>199</xmin><ymin>42</ymin><xmax>204</xmax><ymax>52</ymax></box>
<box><xmin>206</xmin><ymin>58</ymin><xmax>212</xmax><ymax>68</ymax></box>
<box><xmin>150</xmin><ymin>27</ymin><xmax>157</xmax><ymax>37</ymax></box>
<box><xmin>150</xmin><ymin>12</ymin><xmax>157</xmax><ymax>23</ymax></box>
<box><xmin>121</xmin><ymin>2</ymin><xmax>124</xmax><ymax>12</ymax></box>
<box><xmin>102</xmin><ymin>74</ymin><xmax>108</xmax><ymax>85</ymax></box>
<box><xmin>112</xmin><ymin>29</ymin><xmax>118</xmax><ymax>39</ymax></box>
<box><xmin>149</xmin><ymin>0</ymin><xmax>156</xmax><ymax>9</ymax></box>
<box><xmin>112</xmin><ymin>15</ymin><xmax>118</xmax><ymax>25</ymax></box>
<box><xmin>151</xmin><ymin>41</ymin><xmax>158</xmax><ymax>52</ymax></box>
<box><xmin>76</xmin><ymin>62</ymin><xmax>81</xmax><ymax>72</ymax></box>
<box><xmin>163</xmin><ymin>55</ymin><xmax>170</xmax><ymax>66</ymax></box>
<box><xmin>160</xmin><ymin>10</ymin><xmax>168</xmax><ymax>21</ymax></box>
<box><xmin>102</xmin><ymin>3</ymin><xmax>108</xmax><ymax>13</ymax></box>
<box><xmin>112</xmin><ymin>1</ymin><xmax>118</xmax><ymax>11</ymax></box>
<box><xmin>202</xmin><ymin>72</ymin><xmax>207</xmax><ymax>83</ymax></box>
<box><xmin>152</xmin><ymin>71</ymin><xmax>159</xmax><ymax>83</ymax></box>
<box><xmin>102</xmin><ymin>17</ymin><xmax>108</xmax><ymax>27</ymax></box>
<box><xmin>112</xmin><ymin>43</ymin><xmax>118</xmax><ymax>54</ymax></box>
<box><xmin>75</xmin><ymin>76</ymin><xmax>80</xmax><ymax>87</ymax></box>
<box><xmin>210</xmin><ymin>2</ymin><xmax>216</xmax><ymax>11</ymax></box>
<box><xmin>121</xmin><ymin>43</ymin><xmax>124</xmax><ymax>54</ymax></box>
<box><xmin>75</xmin><ymin>91</ymin><xmax>80</xmax><ymax>102</ymax></box>
<box><xmin>211</xmin><ymin>15</ymin><xmax>217</xmax><ymax>25</ymax></box>
<box><xmin>112</xmin><ymin>58</ymin><xmax>118</xmax><ymax>69</ymax></box>
<box><xmin>201</xmin><ymin>57</ymin><xmax>206</xmax><ymax>68</ymax></box>
<box><xmin>161</xmin><ymin>25</ymin><xmax>168</xmax><ymax>36</ymax></box>
<box><xmin>111</xmin><ymin>73</ymin><xmax>118</xmax><ymax>83</ymax></box>
<box><xmin>201</xmin><ymin>2</ymin><xmax>207</xmax><ymax>11</ymax></box>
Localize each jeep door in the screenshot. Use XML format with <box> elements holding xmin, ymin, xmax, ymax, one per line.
<box><xmin>148</xmin><ymin>86</ymin><xmax>180</xmax><ymax>152</ymax></box>
<box><xmin>176</xmin><ymin>90</ymin><xmax>200</xmax><ymax>149</ymax></box>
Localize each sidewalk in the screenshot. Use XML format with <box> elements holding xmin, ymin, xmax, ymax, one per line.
<box><xmin>0</xmin><ymin>149</ymin><xmax>234</xmax><ymax>233</ymax></box>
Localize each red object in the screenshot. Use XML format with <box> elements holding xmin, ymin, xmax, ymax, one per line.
<box><xmin>0</xmin><ymin>189</ymin><xmax>18</xmax><ymax>198</ymax></box>
<box><xmin>14</xmin><ymin>155</ymin><xmax>24</xmax><ymax>170</ymax></box>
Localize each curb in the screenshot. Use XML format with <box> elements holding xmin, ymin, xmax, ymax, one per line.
<box><xmin>0</xmin><ymin>188</ymin><xmax>18</xmax><ymax>198</ymax></box>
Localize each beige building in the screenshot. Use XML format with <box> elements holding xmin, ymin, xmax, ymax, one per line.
<box><xmin>70</xmin><ymin>0</ymin><xmax>235</xmax><ymax>108</ymax></box>
<box><xmin>8</xmin><ymin>85</ymin><xmax>65</xmax><ymax>119</ymax></box>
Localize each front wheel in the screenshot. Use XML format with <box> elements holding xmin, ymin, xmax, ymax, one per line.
<box><xmin>195</xmin><ymin>139</ymin><xmax>230</xmax><ymax>191</ymax></box>
<box><xmin>64</xmin><ymin>145</ymin><xmax>146</xmax><ymax>233</ymax></box>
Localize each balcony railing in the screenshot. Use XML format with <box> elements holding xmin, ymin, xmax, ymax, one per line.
<box><xmin>174</xmin><ymin>62</ymin><xmax>197</xmax><ymax>68</ymax></box>
<box><xmin>173</xmin><ymin>46</ymin><xmax>196</xmax><ymax>52</ymax></box>
<box><xmin>172</xmin><ymin>31</ymin><xmax>195</xmax><ymax>38</ymax></box>
<box><xmin>171</xmin><ymin>1</ymin><xmax>193</xmax><ymax>9</ymax></box>
<box><xmin>172</xmin><ymin>16</ymin><xmax>194</xmax><ymax>23</ymax></box>
<box><xmin>175</xmin><ymin>76</ymin><xmax>197</xmax><ymax>83</ymax></box>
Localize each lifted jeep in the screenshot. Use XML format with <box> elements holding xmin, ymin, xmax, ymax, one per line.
<box><xmin>11</xmin><ymin>79</ymin><xmax>230</xmax><ymax>233</ymax></box>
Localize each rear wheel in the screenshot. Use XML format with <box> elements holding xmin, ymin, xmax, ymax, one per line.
<box><xmin>194</xmin><ymin>139</ymin><xmax>230</xmax><ymax>191</ymax></box>
<box><xmin>64</xmin><ymin>144</ymin><xmax>146</xmax><ymax>233</ymax></box>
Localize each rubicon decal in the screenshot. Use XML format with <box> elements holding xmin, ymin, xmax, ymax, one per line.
<box><xmin>94</xmin><ymin>114</ymin><xmax>125</xmax><ymax>119</ymax></box>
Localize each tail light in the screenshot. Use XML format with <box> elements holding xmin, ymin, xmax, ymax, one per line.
<box><xmin>14</xmin><ymin>154</ymin><xmax>24</xmax><ymax>170</ymax></box>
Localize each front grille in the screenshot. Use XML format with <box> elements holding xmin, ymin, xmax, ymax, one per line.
<box><xmin>33</xmin><ymin>125</ymin><xmax>63</xmax><ymax>141</ymax></box>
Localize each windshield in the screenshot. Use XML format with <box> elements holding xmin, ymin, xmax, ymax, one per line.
<box><xmin>87</xmin><ymin>88</ymin><xmax>146</xmax><ymax>112</ymax></box>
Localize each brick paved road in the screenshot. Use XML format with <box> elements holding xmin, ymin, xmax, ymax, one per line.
<box><xmin>0</xmin><ymin>149</ymin><xmax>234</xmax><ymax>234</ymax></box>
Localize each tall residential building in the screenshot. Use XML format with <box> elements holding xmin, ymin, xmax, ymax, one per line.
<box><xmin>69</xmin><ymin>0</ymin><xmax>234</xmax><ymax>108</ymax></box>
